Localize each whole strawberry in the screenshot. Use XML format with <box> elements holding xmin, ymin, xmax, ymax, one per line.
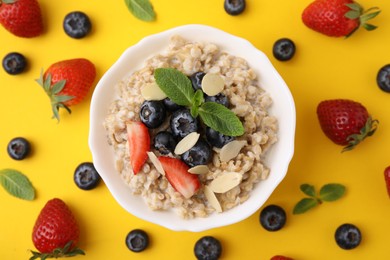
<box><xmin>0</xmin><ymin>0</ymin><xmax>43</xmax><ymax>38</ymax></box>
<box><xmin>302</xmin><ymin>0</ymin><xmax>380</xmax><ymax>37</ymax></box>
<box><xmin>317</xmin><ymin>99</ymin><xmax>378</xmax><ymax>152</ymax></box>
<box><xmin>384</xmin><ymin>166</ymin><xmax>390</xmax><ymax>198</ymax></box>
<box><xmin>36</xmin><ymin>58</ymin><xmax>96</xmax><ymax>121</ymax></box>
<box><xmin>30</xmin><ymin>198</ymin><xmax>84</xmax><ymax>259</ymax></box>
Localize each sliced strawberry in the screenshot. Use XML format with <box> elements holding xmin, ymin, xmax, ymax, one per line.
<box><xmin>126</xmin><ymin>121</ymin><xmax>150</xmax><ymax>174</ymax></box>
<box><xmin>158</xmin><ymin>156</ymin><xmax>201</xmax><ymax>199</ymax></box>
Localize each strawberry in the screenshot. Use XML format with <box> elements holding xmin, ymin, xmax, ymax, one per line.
<box><xmin>158</xmin><ymin>156</ymin><xmax>200</xmax><ymax>199</ymax></box>
<box><xmin>126</xmin><ymin>121</ymin><xmax>150</xmax><ymax>174</ymax></box>
<box><xmin>302</xmin><ymin>0</ymin><xmax>380</xmax><ymax>37</ymax></box>
<box><xmin>384</xmin><ymin>166</ymin><xmax>390</xmax><ymax>198</ymax></box>
<box><xmin>36</xmin><ymin>58</ymin><xmax>96</xmax><ymax>121</ymax></box>
<box><xmin>317</xmin><ymin>99</ymin><xmax>378</xmax><ymax>152</ymax></box>
<box><xmin>271</xmin><ymin>256</ymin><xmax>294</xmax><ymax>260</ymax></box>
<box><xmin>30</xmin><ymin>198</ymin><xmax>84</xmax><ymax>259</ymax></box>
<box><xmin>0</xmin><ymin>0</ymin><xmax>43</xmax><ymax>38</ymax></box>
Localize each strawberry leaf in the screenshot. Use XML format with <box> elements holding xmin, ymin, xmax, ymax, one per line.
<box><xmin>293</xmin><ymin>198</ymin><xmax>319</xmax><ymax>214</ymax></box>
<box><xmin>300</xmin><ymin>184</ymin><xmax>316</xmax><ymax>197</ymax></box>
<box><xmin>362</xmin><ymin>23</ymin><xmax>378</xmax><ymax>31</ymax></box>
<box><xmin>319</xmin><ymin>183</ymin><xmax>346</xmax><ymax>202</ymax></box>
<box><xmin>345</xmin><ymin>10</ymin><xmax>361</xmax><ymax>20</ymax></box>
<box><xmin>0</xmin><ymin>169</ymin><xmax>35</xmax><ymax>200</ymax></box>
<box><xmin>30</xmin><ymin>241</ymin><xmax>85</xmax><ymax>260</ymax></box>
<box><xmin>51</xmin><ymin>80</ymin><xmax>66</xmax><ymax>94</ymax></box>
<box><xmin>345</xmin><ymin>3</ymin><xmax>362</xmax><ymax>12</ymax></box>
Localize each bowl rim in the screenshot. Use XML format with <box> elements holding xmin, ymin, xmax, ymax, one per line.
<box><xmin>89</xmin><ymin>24</ymin><xmax>296</xmax><ymax>232</ymax></box>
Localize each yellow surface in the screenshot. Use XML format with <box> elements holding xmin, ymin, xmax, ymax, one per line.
<box><xmin>1</xmin><ymin>0</ymin><xmax>390</xmax><ymax>259</ymax></box>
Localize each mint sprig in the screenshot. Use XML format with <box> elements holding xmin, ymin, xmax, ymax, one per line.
<box><xmin>124</xmin><ymin>0</ymin><xmax>156</xmax><ymax>22</ymax></box>
<box><xmin>154</xmin><ymin>68</ymin><xmax>244</xmax><ymax>137</ymax></box>
<box><xmin>0</xmin><ymin>169</ymin><xmax>35</xmax><ymax>201</ymax></box>
<box><xmin>293</xmin><ymin>183</ymin><xmax>345</xmax><ymax>214</ymax></box>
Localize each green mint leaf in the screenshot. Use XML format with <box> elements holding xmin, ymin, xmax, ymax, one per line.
<box><xmin>0</xmin><ymin>169</ymin><xmax>35</xmax><ymax>200</ymax></box>
<box><xmin>300</xmin><ymin>184</ymin><xmax>316</xmax><ymax>197</ymax></box>
<box><xmin>154</xmin><ymin>68</ymin><xmax>194</xmax><ymax>106</ymax></box>
<box><xmin>319</xmin><ymin>183</ymin><xmax>346</xmax><ymax>202</ymax></box>
<box><xmin>198</xmin><ymin>102</ymin><xmax>244</xmax><ymax>136</ymax></box>
<box><xmin>124</xmin><ymin>0</ymin><xmax>156</xmax><ymax>21</ymax></box>
<box><xmin>293</xmin><ymin>198</ymin><xmax>319</xmax><ymax>214</ymax></box>
<box><xmin>190</xmin><ymin>105</ymin><xmax>199</xmax><ymax>118</ymax></box>
<box><xmin>192</xmin><ymin>89</ymin><xmax>204</xmax><ymax>107</ymax></box>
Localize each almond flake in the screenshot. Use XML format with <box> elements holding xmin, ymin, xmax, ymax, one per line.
<box><xmin>174</xmin><ymin>132</ymin><xmax>200</xmax><ymax>155</ymax></box>
<box><xmin>141</xmin><ymin>82</ymin><xmax>167</xmax><ymax>101</ymax></box>
<box><xmin>188</xmin><ymin>165</ymin><xmax>209</xmax><ymax>174</ymax></box>
<box><xmin>208</xmin><ymin>172</ymin><xmax>243</xmax><ymax>193</ymax></box>
<box><xmin>204</xmin><ymin>185</ymin><xmax>222</xmax><ymax>213</ymax></box>
<box><xmin>201</xmin><ymin>73</ymin><xmax>224</xmax><ymax>96</ymax></box>
<box><xmin>219</xmin><ymin>140</ymin><xmax>247</xmax><ymax>162</ymax></box>
<box><xmin>147</xmin><ymin>151</ymin><xmax>165</xmax><ymax>175</ymax></box>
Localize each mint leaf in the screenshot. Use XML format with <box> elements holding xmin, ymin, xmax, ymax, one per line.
<box><xmin>190</xmin><ymin>89</ymin><xmax>204</xmax><ymax>117</ymax></box>
<box><xmin>0</xmin><ymin>169</ymin><xmax>35</xmax><ymax>200</ymax></box>
<box><xmin>293</xmin><ymin>198</ymin><xmax>319</xmax><ymax>214</ymax></box>
<box><xmin>198</xmin><ymin>102</ymin><xmax>244</xmax><ymax>136</ymax></box>
<box><xmin>300</xmin><ymin>184</ymin><xmax>316</xmax><ymax>197</ymax></box>
<box><xmin>155</xmin><ymin>68</ymin><xmax>194</xmax><ymax>106</ymax></box>
<box><xmin>319</xmin><ymin>183</ymin><xmax>346</xmax><ymax>202</ymax></box>
<box><xmin>124</xmin><ymin>0</ymin><xmax>156</xmax><ymax>22</ymax></box>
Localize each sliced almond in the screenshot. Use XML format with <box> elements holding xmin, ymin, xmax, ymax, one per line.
<box><xmin>141</xmin><ymin>82</ymin><xmax>167</xmax><ymax>101</ymax></box>
<box><xmin>147</xmin><ymin>151</ymin><xmax>165</xmax><ymax>175</ymax></box>
<box><xmin>188</xmin><ymin>165</ymin><xmax>209</xmax><ymax>175</ymax></box>
<box><xmin>204</xmin><ymin>185</ymin><xmax>222</xmax><ymax>213</ymax></box>
<box><xmin>201</xmin><ymin>73</ymin><xmax>224</xmax><ymax>96</ymax></box>
<box><xmin>219</xmin><ymin>140</ymin><xmax>247</xmax><ymax>162</ymax></box>
<box><xmin>208</xmin><ymin>172</ymin><xmax>243</xmax><ymax>193</ymax></box>
<box><xmin>174</xmin><ymin>132</ymin><xmax>200</xmax><ymax>155</ymax></box>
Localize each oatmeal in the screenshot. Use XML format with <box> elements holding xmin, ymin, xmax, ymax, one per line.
<box><xmin>103</xmin><ymin>35</ymin><xmax>278</xmax><ymax>219</ymax></box>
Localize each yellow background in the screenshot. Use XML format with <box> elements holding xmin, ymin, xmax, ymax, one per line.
<box><xmin>1</xmin><ymin>0</ymin><xmax>390</xmax><ymax>259</ymax></box>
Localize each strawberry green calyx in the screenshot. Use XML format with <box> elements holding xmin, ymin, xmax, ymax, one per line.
<box><xmin>344</xmin><ymin>3</ymin><xmax>381</xmax><ymax>37</ymax></box>
<box><xmin>35</xmin><ymin>70</ymin><xmax>74</xmax><ymax>122</ymax></box>
<box><xmin>30</xmin><ymin>241</ymin><xmax>85</xmax><ymax>260</ymax></box>
<box><xmin>343</xmin><ymin>116</ymin><xmax>378</xmax><ymax>152</ymax></box>
<box><xmin>0</xmin><ymin>0</ymin><xmax>17</xmax><ymax>5</ymax></box>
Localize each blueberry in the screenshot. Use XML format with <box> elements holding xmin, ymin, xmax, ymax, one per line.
<box><xmin>7</xmin><ymin>137</ymin><xmax>31</xmax><ymax>160</ymax></box>
<box><xmin>335</xmin><ymin>223</ymin><xmax>362</xmax><ymax>250</ymax></box>
<box><xmin>2</xmin><ymin>52</ymin><xmax>27</xmax><ymax>75</ymax></box>
<box><xmin>377</xmin><ymin>64</ymin><xmax>390</xmax><ymax>93</ymax></box>
<box><xmin>153</xmin><ymin>131</ymin><xmax>177</xmax><ymax>155</ymax></box>
<box><xmin>125</xmin><ymin>229</ymin><xmax>149</xmax><ymax>252</ymax></box>
<box><xmin>63</xmin><ymin>11</ymin><xmax>92</xmax><ymax>39</ymax></box>
<box><xmin>259</xmin><ymin>205</ymin><xmax>286</xmax><ymax>231</ymax></box>
<box><xmin>273</xmin><ymin>38</ymin><xmax>296</xmax><ymax>61</ymax></box>
<box><xmin>224</xmin><ymin>0</ymin><xmax>246</xmax><ymax>16</ymax></box>
<box><xmin>140</xmin><ymin>100</ymin><xmax>166</xmax><ymax>129</ymax></box>
<box><xmin>181</xmin><ymin>139</ymin><xmax>212</xmax><ymax>167</ymax></box>
<box><xmin>170</xmin><ymin>108</ymin><xmax>198</xmax><ymax>139</ymax></box>
<box><xmin>205</xmin><ymin>127</ymin><xmax>234</xmax><ymax>148</ymax></box>
<box><xmin>74</xmin><ymin>162</ymin><xmax>101</xmax><ymax>190</ymax></box>
<box><xmin>205</xmin><ymin>93</ymin><xmax>229</xmax><ymax>107</ymax></box>
<box><xmin>163</xmin><ymin>97</ymin><xmax>181</xmax><ymax>111</ymax></box>
<box><xmin>190</xmin><ymin>72</ymin><xmax>206</xmax><ymax>91</ymax></box>
<box><xmin>194</xmin><ymin>236</ymin><xmax>222</xmax><ymax>260</ymax></box>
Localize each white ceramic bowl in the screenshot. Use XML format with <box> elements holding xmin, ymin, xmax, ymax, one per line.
<box><xmin>89</xmin><ymin>24</ymin><xmax>296</xmax><ymax>232</ymax></box>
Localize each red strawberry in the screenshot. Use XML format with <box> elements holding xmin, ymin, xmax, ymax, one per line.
<box><xmin>158</xmin><ymin>156</ymin><xmax>201</xmax><ymax>199</ymax></box>
<box><xmin>0</xmin><ymin>0</ymin><xmax>43</xmax><ymax>38</ymax></box>
<box><xmin>317</xmin><ymin>99</ymin><xmax>378</xmax><ymax>152</ymax></box>
<box><xmin>384</xmin><ymin>166</ymin><xmax>390</xmax><ymax>198</ymax></box>
<box><xmin>31</xmin><ymin>198</ymin><xmax>84</xmax><ymax>258</ymax></box>
<box><xmin>302</xmin><ymin>0</ymin><xmax>380</xmax><ymax>37</ymax></box>
<box><xmin>36</xmin><ymin>58</ymin><xmax>96</xmax><ymax>121</ymax></box>
<box><xmin>271</xmin><ymin>256</ymin><xmax>294</xmax><ymax>260</ymax></box>
<box><xmin>126</xmin><ymin>121</ymin><xmax>150</xmax><ymax>174</ymax></box>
